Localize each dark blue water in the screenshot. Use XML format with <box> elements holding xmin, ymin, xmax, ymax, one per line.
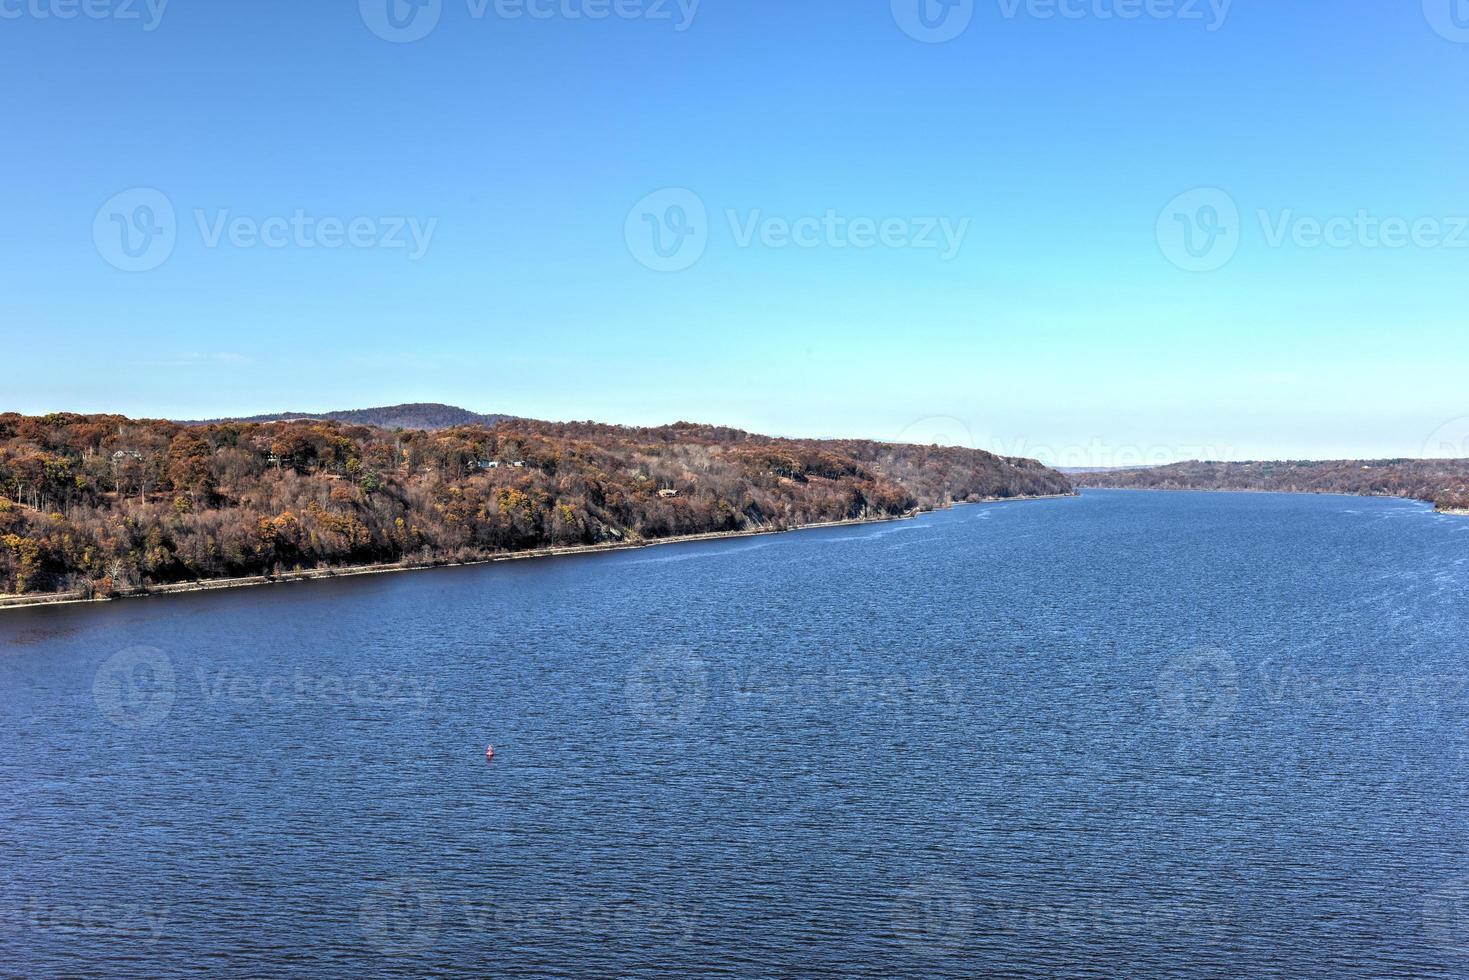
<box><xmin>3</xmin><ymin>490</ymin><xmax>1468</xmax><ymax>978</ymax></box>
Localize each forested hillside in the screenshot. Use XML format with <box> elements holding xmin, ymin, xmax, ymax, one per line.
<box><xmin>0</xmin><ymin>413</ymin><xmax>1072</xmax><ymax>597</ymax></box>
<box><xmin>1075</xmin><ymin>459</ymin><xmax>1469</xmax><ymax>512</ymax></box>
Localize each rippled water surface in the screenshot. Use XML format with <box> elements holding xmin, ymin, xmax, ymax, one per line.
<box><xmin>4</xmin><ymin>490</ymin><xmax>1469</xmax><ymax>978</ymax></box>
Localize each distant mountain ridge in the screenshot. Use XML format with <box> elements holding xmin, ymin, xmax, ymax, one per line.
<box><xmin>182</xmin><ymin>403</ymin><xmax>514</xmax><ymax>430</ymax></box>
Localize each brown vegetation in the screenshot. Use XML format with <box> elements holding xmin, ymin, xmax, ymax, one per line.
<box><xmin>0</xmin><ymin>413</ymin><xmax>1072</xmax><ymax>596</ymax></box>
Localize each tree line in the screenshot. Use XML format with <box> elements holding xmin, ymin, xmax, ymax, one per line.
<box><xmin>0</xmin><ymin>413</ymin><xmax>1073</xmax><ymax>596</ymax></box>
<box><xmin>1074</xmin><ymin>459</ymin><xmax>1469</xmax><ymax>512</ymax></box>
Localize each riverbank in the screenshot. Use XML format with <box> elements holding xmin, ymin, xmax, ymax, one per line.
<box><xmin>0</xmin><ymin>492</ymin><xmax>1077</xmax><ymax>611</ymax></box>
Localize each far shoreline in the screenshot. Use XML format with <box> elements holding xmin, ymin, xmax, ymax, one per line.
<box><xmin>1080</xmin><ymin>485</ymin><xmax>1468</xmax><ymax>514</ymax></box>
<box><xmin>0</xmin><ymin>492</ymin><xmax>1078</xmax><ymax>613</ymax></box>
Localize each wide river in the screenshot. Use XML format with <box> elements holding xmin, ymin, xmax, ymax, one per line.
<box><xmin>3</xmin><ymin>490</ymin><xmax>1468</xmax><ymax>978</ymax></box>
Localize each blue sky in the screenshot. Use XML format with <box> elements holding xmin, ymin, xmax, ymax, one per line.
<box><xmin>3</xmin><ymin>0</ymin><xmax>1468</xmax><ymax>464</ymax></box>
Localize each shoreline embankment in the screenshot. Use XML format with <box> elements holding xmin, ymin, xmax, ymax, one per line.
<box><xmin>0</xmin><ymin>493</ymin><xmax>1077</xmax><ymax>612</ymax></box>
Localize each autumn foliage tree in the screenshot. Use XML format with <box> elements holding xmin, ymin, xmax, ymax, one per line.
<box><xmin>0</xmin><ymin>412</ymin><xmax>1073</xmax><ymax>596</ymax></box>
